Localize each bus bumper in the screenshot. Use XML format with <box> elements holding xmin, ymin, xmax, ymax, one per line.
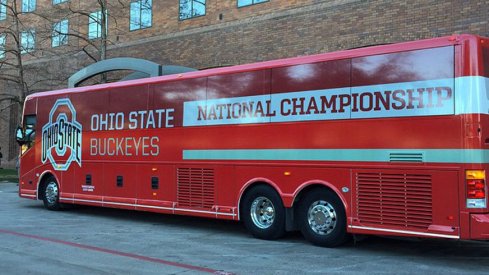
<box><xmin>470</xmin><ymin>214</ymin><xmax>489</xmax><ymax>239</ymax></box>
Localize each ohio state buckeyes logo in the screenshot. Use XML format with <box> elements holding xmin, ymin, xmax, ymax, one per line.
<box><xmin>41</xmin><ymin>98</ymin><xmax>82</xmax><ymax>171</ymax></box>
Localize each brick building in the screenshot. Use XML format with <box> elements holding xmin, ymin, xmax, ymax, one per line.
<box><xmin>1</xmin><ymin>0</ymin><xmax>489</xmax><ymax>168</ymax></box>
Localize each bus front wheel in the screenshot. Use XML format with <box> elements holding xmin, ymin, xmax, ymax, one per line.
<box><xmin>42</xmin><ymin>177</ymin><xmax>61</xmax><ymax>211</ymax></box>
<box><xmin>241</xmin><ymin>185</ymin><xmax>286</xmax><ymax>240</ymax></box>
<box><xmin>297</xmin><ymin>189</ymin><xmax>349</xmax><ymax>247</ymax></box>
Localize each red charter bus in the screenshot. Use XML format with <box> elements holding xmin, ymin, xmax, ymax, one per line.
<box><xmin>16</xmin><ymin>34</ymin><xmax>489</xmax><ymax>247</ymax></box>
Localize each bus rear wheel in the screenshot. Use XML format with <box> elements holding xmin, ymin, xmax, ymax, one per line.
<box><xmin>241</xmin><ymin>185</ymin><xmax>286</xmax><ymax>240</ymax></box>
<box><xmin>42</xmin><ymin>177</ymin><xmax>61</xmax><ymax>211</ymax></box>
<box><xmin>297</xmin><ymin>189</ymin><xmax>349</xmax><ymax>247</ymax></box>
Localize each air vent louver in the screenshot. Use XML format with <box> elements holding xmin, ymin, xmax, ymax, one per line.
<box><xmin>177</xmin><ymin>168</ymin><xmax>215</xmax><ymax>209</ymax></box>
<box><xmin>356</xmin><ymin>172</ymin><xmax>432</xmax><ymax>229</ymax></box>
<box><xmin>389</xmin><ymin>152</ymin><xmax>424</xmax><ymax>162</ymax></box>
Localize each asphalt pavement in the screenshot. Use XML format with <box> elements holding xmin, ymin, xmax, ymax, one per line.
<box><xmin>1</xmin><ymin>181</ymin><xmax>489</xmax><ymax>274</ymax></box>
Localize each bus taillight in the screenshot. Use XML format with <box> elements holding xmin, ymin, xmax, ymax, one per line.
<box><xmin>466</xmin><ymin>170</ymin><xmax>487</xmax><ymax>208</ymax></box>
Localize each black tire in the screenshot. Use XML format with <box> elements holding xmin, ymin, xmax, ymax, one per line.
<box><xmin>42</xmin><ymin>177</ymin><xmax>61</xmax><ymax>211</ymax></box>
<box><xmin>297</xmin><ymin>189</ymin><xmax>349</xmax><ymax>247</ymax></box>
<box><xmin>241</xmin><ymin>185</ymin><xmax>286</xmax><ymax>240</ymax></box>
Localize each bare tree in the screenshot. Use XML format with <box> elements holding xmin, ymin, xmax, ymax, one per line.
<box><xmin>0</xmin><ymin>0</ymin><xmax>74</xmax><ymax>106</ymax></box>
<box><xmin>38</xmin><ymin>0</ymin><xmax>128</xmax><ymax>84</ymax></box>
<box><xmin>0</xmin><ymin>0</ymin><xmax>32</xmax><ymax>111</ymax></box>
<box><xmin>0</xmin><ymin>0</ymin><xmax>38</xmax><ymax>164</ymax></box>
<box><xmin>0</xmin><ymin>1</ymin><xmax>131</xmax><ymax>164</ymax></box>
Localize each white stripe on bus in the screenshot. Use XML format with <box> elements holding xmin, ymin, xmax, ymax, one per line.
<box><xmin>349</xmin><ymin>225</ymin><xmax>460</xmax><ymax>239</ymax></box>
<box><xmin>60</xmin><ymin>197</ymin><xmax>237</xmax><ymax>217</ymax></box>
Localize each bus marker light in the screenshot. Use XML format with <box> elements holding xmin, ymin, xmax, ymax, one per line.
<box><xmin>283</xmin><ymin>172</ymin><xmax>291</xmax><ymax>176</ymax></box>
<box><xmin>466</xmin><ymin>170</ymin><xmax>485</xmax><ymax>179</ymax></box>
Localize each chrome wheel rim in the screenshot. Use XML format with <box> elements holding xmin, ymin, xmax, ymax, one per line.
<box><xmin>45</xmin><ymin>182</ymin><xmax>58</xmax><ymax>204</ymax></box>
<box><xmin>307</xmin><ymin>200</ymin><xmax>337</xmax><ymax>235</ymax></box>
<box><xmin>250</xmin><ymin>196</ymin><xmax>275</xmax><ymax>229</ymax></box>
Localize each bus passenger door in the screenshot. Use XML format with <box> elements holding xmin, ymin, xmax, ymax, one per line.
<box><xmin>18</xmin><ymin>98</ymin><xmax>38</xmax><ymax>196</ymax></box>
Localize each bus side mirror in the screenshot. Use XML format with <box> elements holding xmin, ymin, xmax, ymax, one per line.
<box><xmin>16</xmin><ymin>126</ymin><xmax>26</xmax><ymax>145</ymax></box>
<box><xmin>25</xmin><ymin>128</ymin><xmax>35</xmax><ymax>141</ymax></box>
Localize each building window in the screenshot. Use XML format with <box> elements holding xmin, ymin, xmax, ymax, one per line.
<box><xmin>22</xmin><ymin>0</ymin><xmax>36</xmax><ymax>13</ymax></box>
<box><xmin>0</xmin><ymin>34</ymin><xmax>5</xmax><ymax>59</ymax></box>
<box><xmin>88</xmin><ymin>10</ymin><xmax>102</xmax><ymax>39</ymax></box>
<box><xmin>0</xmin><ymin>0</ymin><xmax>6</xmax><ymax>21</ymax></box>
<box><xmin>53</xmin><ymin>0</ymin><xmax>68</xmax><ymax>4</ymax></box>
<box><xmin>179</xmin><ymin>0</ymin><xmax>206</xmax><ymax>20</ymax></box>
<box><xmin>237</xmin><ymin>0</ymin><xmax>268</xmax><ymax>8</ymax></box>
<box><xmin>129</xmin><ymin>0</ymin><xmax>152</xmax><ymax>31</ymax></box>
<box><xmin>20</xmin><ymin>30</ymin><xmax>35</xmax><ymax>54</ymax></box>
<box><xmin>52</xmin><ymin>19</ymin><xmax>68</xmax><ymax>47</ymax></box>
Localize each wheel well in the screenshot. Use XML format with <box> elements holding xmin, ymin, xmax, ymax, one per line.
<box><xmin>293</xmin><ymin>184</ymin><xmax>333</xmax><ymax>207</ymax></box>
<box><xmin>238</xmin><ymin>182</ymin><xmax>281</xmax><ymax>219</ymax></box>
<box><xmin>37</xmin><ymin>173</ymin><xmax>54</xmax><ymax>200</ymax></box>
